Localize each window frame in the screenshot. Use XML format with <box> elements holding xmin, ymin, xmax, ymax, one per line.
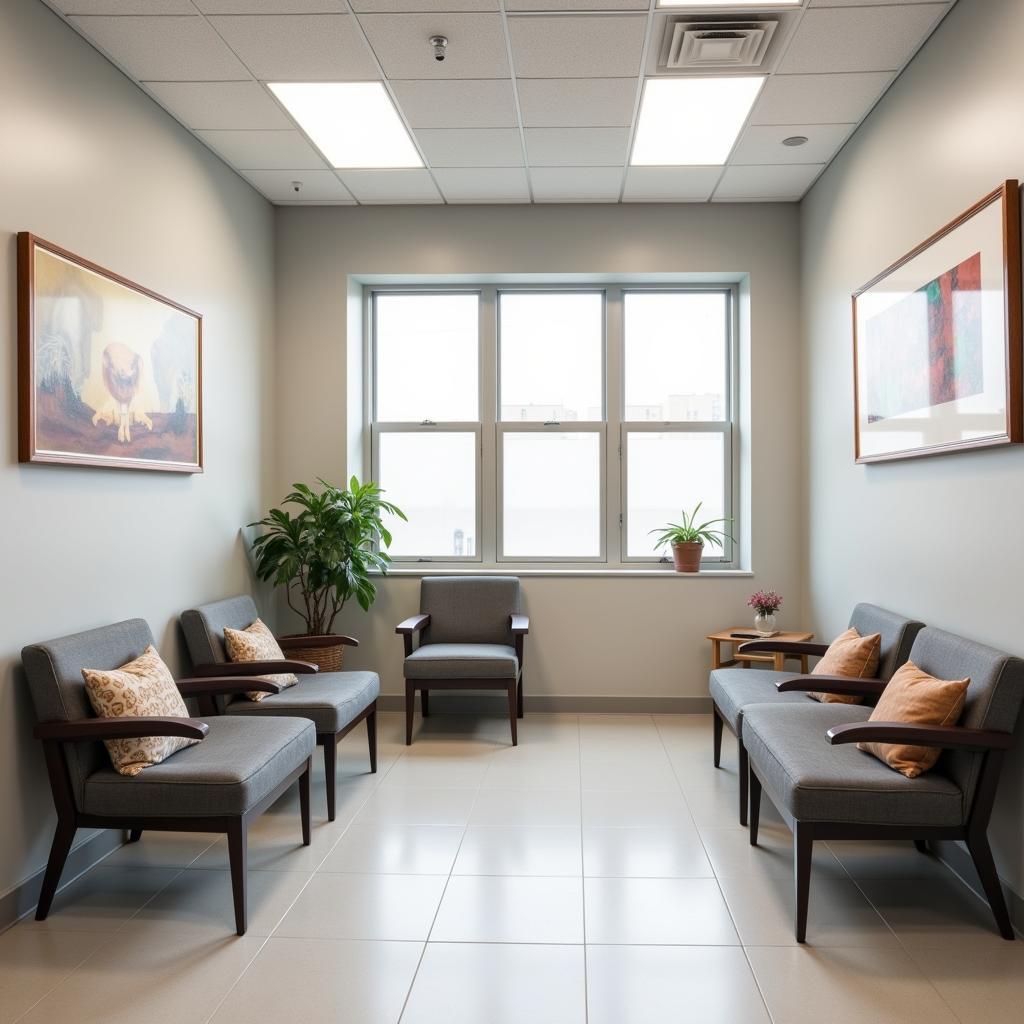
<box><xmin>365</xmin><ymin>282</ymin><xmax>739</xmax><ymax>570</ymax></box>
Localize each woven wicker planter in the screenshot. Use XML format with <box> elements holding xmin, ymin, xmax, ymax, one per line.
<box><xmin>278</xmin><ymin>634</ymin><xmax>346</xmax><ymax>672</ymax></box>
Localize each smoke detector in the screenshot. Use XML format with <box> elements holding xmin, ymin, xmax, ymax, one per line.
<box><xmin>662</xmin><ymin>20</ymin><xmax>777</xmax><ymax>69</ymax></box>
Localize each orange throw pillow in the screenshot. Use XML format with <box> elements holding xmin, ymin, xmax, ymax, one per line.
<box><xmin>807</xmin><ymin>627</ymin><xmax>882</xmax><ymax>704</ymax></box>
<box><xmin>857</xmin><ymin>660</ymin><xmax>969</xmax><ymax>778</ymax></box>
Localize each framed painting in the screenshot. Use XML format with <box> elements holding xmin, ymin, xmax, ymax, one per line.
<box><xmin>18</xmin><ymin>233</ymin><xmax>203</xmax><ymax>473</ymax></box>
<box><xmin>852</xmin><ymin>180</ymin><xmax>1022</xmax><ymax>463</ymax></box>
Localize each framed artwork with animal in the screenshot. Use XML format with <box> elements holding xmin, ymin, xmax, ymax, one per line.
<box><xmin>17</xmin><ymin>233</ymin><xmax>203</xmax><ymax>473</ymax></box>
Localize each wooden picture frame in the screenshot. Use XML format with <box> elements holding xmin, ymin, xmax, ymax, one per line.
<box><xmin>18</xmin><ymin>233</ymin><xmax>203</xmax><ymax>473</ymax></box>
<box><xmin>852</xmin><ymin>181</ymin><xmax>1022</xmax><ymax>463</ymax></box>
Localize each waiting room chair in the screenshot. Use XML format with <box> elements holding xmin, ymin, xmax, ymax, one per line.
<box><xmin>396</xmin><ymin>576</ymin><xmax>528</xmax><ymax>745</ymax></box>
<box><xmin>181</xmin><ymin>595</ymin><xmax>379</xmax><ymax>822</ymax></box>
<box><xmin>23</xmin><ymin>618</ymin><xmax>314</xmax><ymax>935</ymax></box>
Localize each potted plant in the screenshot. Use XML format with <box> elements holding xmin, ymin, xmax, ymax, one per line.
<box><xmin>748</xmin><ymin>589</ymin><xmax>783</xmax><ymax>633</ymax></box>
<box><xmin>249</xmin><ymin>477</ymin><xmax>406</xmax><ymax>669</ymax></box>
<box><xmin>651</xmin><ymin>502</ymin><xmax>733</xmax><ymax>573</ymax></box>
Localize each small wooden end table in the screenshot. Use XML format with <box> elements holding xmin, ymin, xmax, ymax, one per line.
<box><xmin>707</xmin><ymin>628</ymin><xmax>816</xmax><ymax>673</ymax></box>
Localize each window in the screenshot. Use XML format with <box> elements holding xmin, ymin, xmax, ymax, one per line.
<box><xmin>369</xmin><ymin>285</ymin><xmax>736</xmax><ymax>568</ymax></box>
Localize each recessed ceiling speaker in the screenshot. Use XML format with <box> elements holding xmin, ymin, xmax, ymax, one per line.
<box><xmin>782</xmin><ymin>136</ymin><xmax>808</xmax><ymax>147</ymax></box>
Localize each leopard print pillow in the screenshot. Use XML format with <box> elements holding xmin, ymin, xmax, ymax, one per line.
<box><xmin>83</xmin><ymin>645</ymin><xmax>200</xmax><ymax>776</ymax></box>
<box><xmin>223</xmin><ymin>618</ymin><xmax>298</xmax><ymax>701</ymax></box>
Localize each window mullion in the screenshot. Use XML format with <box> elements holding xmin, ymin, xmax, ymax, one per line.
<box><xmin>605</xmin><ymin>287</ymin><xmax>623</xmax><ymax>565</ymax></box>
<box><xmin>479</xmin><ymin>286</ymin><xmax>498</xmax><ymax>565</ymax></box>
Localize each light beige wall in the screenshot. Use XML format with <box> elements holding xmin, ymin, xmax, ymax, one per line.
<box><xmin>800</xmin><ymin>0</ymin><xmax>1024</xmax><ymax>896</ymax></box>
<box><xmin>274</xmin><ymin>202</ymin><xmax>803</xmax><ymax>705</ymax></box>
<box><xmin>0</xmin><ymin>0</ymin><xmax>275</xmax><ymax>902</ymax></box>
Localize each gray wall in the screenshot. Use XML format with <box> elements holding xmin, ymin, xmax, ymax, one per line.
<box><xmin>275</xmin><ymin>203</ymin><xmax>804</xmax><ymax>708</ymax></box>
<box><xmin>801</xmin><ymin>0</ymin><xmax>1024</xmax><ymax>899</ymax></box>
<box><xmin>0</xmin><ymin>0</ymin><xmax>275</xmax><ymax>904</ymax></box>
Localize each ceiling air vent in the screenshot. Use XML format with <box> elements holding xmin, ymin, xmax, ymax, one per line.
<box><xmin>663</xmin><ymin>20</ymin><xmax>777</xmax><ymax>70</ymax></box>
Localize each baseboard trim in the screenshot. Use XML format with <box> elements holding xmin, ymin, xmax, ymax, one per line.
<box><xmin>0</xmin><ymin>829</ymin><xmax>124</xmax><ymax>935</ymax></box>
<box><xmin>377</xmin><ymin>694</ymin><xmax>713</xmax><ymax>715</ymax></box>
<box><xmin>930</xmin><ymin>839</ymin><xmax>1024</xmax><ymax>938</ymax></box>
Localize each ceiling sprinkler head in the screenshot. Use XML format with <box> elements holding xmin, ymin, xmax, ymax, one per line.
<box><xmin>782</xmin><ymin>135</ymin><xmax>809</xmax><ymax>147</ymax></box>
<box><xmin>430</xmin><ymin>35</ymin><xmax>448</xmax><ymax>62</ymax></box>
<box><xmin>291</xmin><ymin>180</ymin><xmax>302</xmax><ymax>193</ymax></box>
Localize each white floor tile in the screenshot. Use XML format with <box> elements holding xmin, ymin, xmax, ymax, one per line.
<box><xmin>583</xmin><ymin>826</ymin><xmax>713</xmax><ymax>878</ymax></box>
<box><xmin>353</xmin><ymin>786</ymin><xmax>478</xmax><ymax>826</ymax></box>
<box><xmin>318</xmin><ymin>823</ymin><xmax>464</xmax><ymax>875</ymax></box>
<box><xmin>453</xmin><ymin>826</ymin><xmax>582</xmax><ymax>876</ymax></box>
<box><xmin>470</xmin><ymin>788</ymin><xmax>582</xmax><ymax>828</ymax></box>
<box><xmin>582</xmin><ymin>790</ymin><xmax>694</xmax><ymax>829</ymax></box>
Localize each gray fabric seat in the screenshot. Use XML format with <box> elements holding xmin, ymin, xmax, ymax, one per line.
<box><xmin>225</xmin><ymin>671</ymin><xmax>379</xmax><ymax>732</ymax></box>
<box><xmin>83</xmin><ymin>716</ymin><xmax>314</xmax><ymax>818</ymax></box>
<box><xmin>710</xmin><ymin>668</ymin><xmax>807</xmax><ymax>734</ymax></box>
<box><xmin>404</xmin><ymin>643</ymin><xmax>518</xmax><ymax>679</ymax></box>
<box><xmin>742</xmin><ymin>703</ymin><xmax>965</xmax><ymax>827</ymax></box>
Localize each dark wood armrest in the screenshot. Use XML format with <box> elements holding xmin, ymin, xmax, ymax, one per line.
<box><xmin>396</xmin><ymin>614</ymin><xmax>430</xmax><ymax>635</ymax></box>
<box><xmin>510</xmin><ymin>614</ymin><xmax>529</xmax><ymax>634</ymax></box>
<box><xmin>176</xmin><ymin>677</ymin><xmax>285</xmax><ymax>697</ymax></box>
<box><xmin>189</xmin><ymin>659</ymin><xmax>318</xmax><ymax>677</ymax></box>
<box><xmin>738</xmin><ymin>640</ymin><xmax>830</xmax><ymax>657</ymax></box>
<box><xmin>35</xmin><ymin>717</ymin><xmax>210</xmax><ymax>742</ymax></box>
<box><xmin>776</xmin><ymin>675</ymin><xmax>887</xmax><ymax>698</ymax></box>
<box><xmin>827</xmin><ymin>722</ymin><xmax>1013</xmax><ymax>752</ymax></box>
<box><xmin>279</xmin><ymin>634</ymin><xmax>359</xmax><ymax>650</ymax></box>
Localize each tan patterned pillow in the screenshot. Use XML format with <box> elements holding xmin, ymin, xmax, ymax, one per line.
<box><xmin>223</xmin><ymin>618</ymin><xmax>298</xmax><ymax>701</ymax></box>
<box><xmin>83</xmin><ymin>645</ymin><xmax>200</xmax><ymax>776</ymax></box>
<box><xmin>807</xmin><ymin>627</ymin><xmax>882</xmax><ymax>705</ymax></box>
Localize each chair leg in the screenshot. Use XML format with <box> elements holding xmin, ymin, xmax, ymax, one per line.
<box><xmin>227</xmin><ymin>819</ymin><xmax>248</xmax><ymax>936</ymax></box>
<box><xmin>127</xmin><ymin>829</ymin><xmax>143</xmax><ymax>843</ymax></box>
<box><xmin>367</xmin><ymin>706</ymin><xmax>378</xmax><ymax>773</ymax></box>
<box><xmin>794</xmin><ymin>824</ymin><xmax>813</xmax><ymax>943</ymax></box>
<box><xmin>748</xmin><ymin>767</ymin><xmax>761</xmax><ymax>846</ymax></box>
<box><xmin>967</xmin><ymin>830</ymin><xmax>1015</xmax><ymax>939</ymax></box>
<box><xmin>913</xmin><ymin>839</ymin><xmax>929</xmax><ymax>854</ymax></box>
<box><xmin>712</xmin><ymin>709</ymin><xmax>723</xmax><ymax>769</ymax></box>
<box><xmin>323</xmin><ymin>739</ymin><xmax>337</xmax><ymax>822</ymax></box>
<box><xmin>405</xmin><ymin>680</ymin><xmax>415</xmax><ymax>745</ymax></box>
<box><xmin>421</xmin><ymin>688</ymin><xmax>430</xmax><ymax>717</ymax></box>
<box><xmin>299</xmin><ymin>759</ymin><xmax>311</xmax><ymax>846</ymax></box>
<box><xmin>508</xmin><ymin>682</ymin><xmax>518</xmax><ymax>746</ymax></box>
<box><xmin>738</xmin><ymin>741</ymin><xmax>749</xmax><ymax>827</ymax></box>
<box><xmin>36</xmin><ymin>818</ymin><xmax>77</xmax><ymax>920</ymax></box>
<box><xmin>517</xmin><ymin>674</ymin><xmax>524</xmax><ymax>719</ymax></box>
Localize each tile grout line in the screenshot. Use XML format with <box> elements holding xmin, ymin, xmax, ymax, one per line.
<box><xmin>578</xmin><ymin>714</ymin><xmax>589</xmax><ymax>1024</ymax></box>
<box><xmin>652</xmin><ymin>713</ymin><xmax>777</xmax><ymax>1024</ymax></box>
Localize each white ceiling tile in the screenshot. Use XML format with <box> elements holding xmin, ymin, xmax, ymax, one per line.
<box><xmin>525</xmin><ymin>127</ymin><xmax>629</xmax><ymax>166</ymax></box>
<box><xmin>778</xmin><ymin>4</ymin><xmax>949</xmax><ymax>74</ymax></box>
<box><xmin>434</xmin><ymin>167</ymin><xmax>531</xmax><ymax>202</ymax></box>
<box><xmin>53</xmin><ymin>1</ymin><xmax>193</xmax><ymax>11</ymax></box>
<box><xmin>622</xmin><ymin>167</ymin><xmax>721</xmax><ymax>202</ymax></box>
<box><xmin>713</xmin><ymin>163</ymin><xmax>823</xmax><ymax>201</ymax></box>
<box><xmin>143</xmin><ymin>82</ymin><xmax>291</xmax><ymax>130</ymax></box>
<box><xmin>359</xmin><ymin>14</ymin><xmax>510</xmax><ymax>80</ymax></box>
<box><xmin>197</xmin><ymin>1</ymin><xmax>346</xmax><ymax>11</ymax></box>
<box><xmin>750</xmin><ymin>71</ymin><xmax>894</xmax><ymax>125</ymax></box>
<box><xmin>242</xmin><ymin>169</ymin><xmax>354</xmax><ymax>202</ymax></box>
<box><xmin>517</xmin><ymin>78</ymin><xmax>637</xmax><ymax>127</ymax></box>
<box><xmin>338</xmin><ymin>169</ymin><xmax>443</xmax><ymax>203</ymax></box>
<box><xmin>197</xmin><ymin>130</ymin><xmax>327</xmax><ymax>169</ymax></box>
<box><xmin>208</xmin><ymin>15</ymin><xmax>380</xmax><ymax>80</ymax></box>
<box><xmin>509</xmin><ymin>15</ymin><xmax>647</xmax><ymax>79</ymax></box>
<box><xmin>809</xmin><ymin>0</ymin><xmax>948</xmax><ymax>5</ymax></box>
<box><xmin>731</xmin><ymin>123</ymin><xmax>855</xmax><ymax>164</ymax></box>
<box><xmin>353</xmin><ymin>0</ymin><xmax>497</xmax><ymax>10</ymax></box>
<box><xmin>508</xmin><ymin>0</ymin><xmax>647</xmax><ymax>8</ymax></box>
<box><xmin>392</xmin><ymin>80</ymin><xmax>517</xmax><ymax>128</ymax></box>
<box><xmin>67</xmin><ymin>16</ymin><xmax>249</xmax><ymax>80</ymax></box>
<box><xmin>530</xmin><ymin>166</ymin><xmax>623</xmax><ymax>202</ymax></box>
<box><xmin>415</xmin><ymin>129</ymin><xmax>523</xmax><ymax>167</ymax></box>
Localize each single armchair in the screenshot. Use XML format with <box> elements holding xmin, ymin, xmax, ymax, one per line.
<box><xmin>397</xmin><ymin>576</ymin><xmax>528</xmax><ymax>745</ymax></box>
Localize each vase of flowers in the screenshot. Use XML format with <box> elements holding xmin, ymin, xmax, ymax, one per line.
<box><xmin>748</xmin><ymin>589</ymin><xmax>782</xmax><ymax>633</ymax></box>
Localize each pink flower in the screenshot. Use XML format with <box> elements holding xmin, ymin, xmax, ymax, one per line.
<box><xmin>747</xmin><ymin>590</ymin><xmax>783</xmax><ymax>615</ymax></box>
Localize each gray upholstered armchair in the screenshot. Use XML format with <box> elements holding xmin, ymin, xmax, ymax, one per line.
<box><xmin>397</xmin><ymin>576</ymin><xmax>528</xmax><ymax>745</ymax></box>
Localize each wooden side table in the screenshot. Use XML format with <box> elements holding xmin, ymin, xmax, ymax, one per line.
<box><xmin>707</xmin><ymin>629</ymin><xmax>816</xmax><ymax>673</ymax></box>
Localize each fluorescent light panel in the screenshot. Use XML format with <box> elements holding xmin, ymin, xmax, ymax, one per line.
<box><xmin>269</xmin><ymin>82</ymin><xmax>422</xmax><ymax>169</ymax></box>
<box><xmin>658</xmin><ymin>1</ymin><xmax>800</xmax><ymax>7</ymax></box>
<box><xmin>631</xmin><ymin>77</ymin><xmax>765</xmax><ymax>166</ymax></box>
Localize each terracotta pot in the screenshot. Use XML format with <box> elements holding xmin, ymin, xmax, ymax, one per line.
<box><xmin>671</xmin><ymin>541</ymin><xmax>704</xmax><ymax>573</ymax></box>
<box><xmin>278</xmin><ymin>634</ymin><xmax>346</xmax><ymax>672</ymax></box>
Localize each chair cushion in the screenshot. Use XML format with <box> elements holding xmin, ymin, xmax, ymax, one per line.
<box><xmin>743</xmin><ymin>704</ymin><xmax>965</xmax><ymax>828</ymax></box>
<box><xmin>223</xmin><ymin>618</ymin><xmax>299</xmax><ymax>698</ymax></box>
<box><xmin>709</xmin><ymin>667</ymin><xmax>807</xmax><ymax>736</ymax></box>
<box><xmin>82</xmin><ymin>716</ymin><xmax>315</xmax><ymax>818</ymax></box>
<box><xmin>809</xmin><ymin>627</ymin><xmax>881</xmax><ymax>705</ymax></box>
<box><xmin>83</xmin><ymin>644</ymin><xmax>200</xmax><ymax>776</ymax></box>
<box><xmin>405</xmin><ymin>643</ymin><xmax>519</xmax><ymax>680</ymax></box>
<box><xmin>225</xmin><ymin>671</ymin><xmax>380</xmax><ymax>733</ymax></box>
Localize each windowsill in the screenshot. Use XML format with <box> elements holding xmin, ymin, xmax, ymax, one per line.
<box><xmin>374</xmin><ymin>567</ymin><xmax>754</xmax><ymax>578</ymax></box>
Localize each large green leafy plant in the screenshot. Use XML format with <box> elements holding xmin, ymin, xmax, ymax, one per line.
<box><xmin>250</xmin><ymin>477</ymin><xmax>406</xmax><ymax>636</ymax></box>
